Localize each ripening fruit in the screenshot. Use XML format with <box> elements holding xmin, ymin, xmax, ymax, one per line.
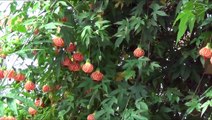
<box><xmin>61</xmin><ymin>17</ymin><xmax>68</xmax><ymax>22</ymax></box>
<box><xmin>66</xmin><ymin>42</ymin><xmax>76</xmax><ymax>53</ymax></box>
<box><xmin>0</xmin><ymin>116</ymin><xmax>6</xmax><ymax>120</ymax></box>
<box><xmin>84</xmin><ymin>88</ymin><xmax>92</xmax><ymax>95</ymax></box>
<box><xmin>133</xmin><ymin>47</ymin><xmax>145</xmax><ymax>58</ymax></box>
<box><xmin>35</xmin><ymin>98</ymin><xmax>44</xmax><ymax>107</ymax></box>
<box><xmin>35</xmin><ymin>98</ymin><xmax>41</xmax><ymax>107</ymax></box>
<box><xmin>82</xmin><ymin>61</ymin><xmax>94</xmax><ymax>73</ymax></box>
<box><xmin>14</xmin><ymin>73</ymin><xmax>25</xmax><ymax>82</ymax></box>
<box><xmin>34</xmin><ymin>29</ymin><xmax>39</xmax><ymax>35</ymax></box>
<box><xmin>62</xmin><ymin>57</ymin><xmax>71</xmax><ymax>66</ymax></box>
<box><xmin>4</xmin><ymin>70</ymin><xmax>15</xmax><ymax>79</ymax></box>
<box><xmin>54</xmin><ymin>47</ymin><xmax>60</xmax><ymax>55</ymax></box>
<box><xmin>0</xmin><ymin>70</ymin><xmax>4</xmax><ymax>79</ymax></box>
<box><xmin>28</xmin><ymin>107</ymin><xmax>37</xmax><ymax>115</ymax></box>
<box><xmin>55</xmin><ymin>85</ymin><xmax>61</xmax><ymax>90</ymax></box>
<box><xmin>87</xmin><ymin>114</ymin><xmax>95</xmax><ymax>120</ymax></box>
<box><xmin>90</xmin><ymin>70</ymin><xmax>104</xmax><ymax>81</ymax></box>
<box><xmin>199</xmin><ymin>44</ymin><xmax>212</xmax><ymax>59</ymax></box>
<box><xmin>24</xmin><ymin>81</ymin><xmax>35</xmax><ymax>91</ymax></box>
<box><xmin>73</xmin><ymin>52</ymin><xmax>84</xmax><ymax>62</ymax></box>
<box><xmin>52</xmin><ymin>37</ymin><xmax>64</xmax><ymax>47</ymax></box>
<box><xmin>68</xmin><ymin>62</ymin><xmax>81</xmax><ymax>72</ymax></box>
<box><xmin>6</xmin><ymin>116</ymin><xmax>16</xmax><ymax>120</ymax></box>
<box><xmin>42</xmin><ymin>85</ymin><xmax>50</xmax><ymax>93</ymax></box>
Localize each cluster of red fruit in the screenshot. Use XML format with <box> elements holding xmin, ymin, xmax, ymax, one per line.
<box><xmin>52</xmin><ymin>36</ymin><xmax>104</xmax><ymax>81</ymax></box>
<box><xmin>199</xmin><ymin>43</ymin><xmax>212</xmax><ymax>64</ymax></box>
<box><xmin>0</xmin><ymin>69</ymin><xmax>25</xmax><ymax>82</ymax></box>
<box><xmin>0</xmin><ymin>116</ymin><xmax>16</xmax><ymax>120</ymax></box>
<box><xmin>26</xmin><ymin>85</ymin><xmax>60</xmax><ymax>116</ymax></box>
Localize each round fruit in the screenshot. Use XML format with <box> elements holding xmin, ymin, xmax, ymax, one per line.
<box><xmin>24</xmin><ymin>81</ymin><xmax>35</xmax><ymax>91</ymax></box>
<box><xmin>7</xmin><ymin>116</ymin><xmax>16</xmax><ymax>120</ymax></box>
<box><xmin>55</xmin><ymin>85</ymin><xmax>61</xmax><ymax>90</ymax></box>
<box><xmin>199</xmin><ymin>46</ymin><xmax>212</xmax><ymax>59</ymax></box>
<box><xmin>133</xmin><ymin>47</ymin><xmax>145</xmax><ymax>58</ymax></box>
<box><xmin>52</xmin><ymin>37</ymin><xmax>64</xmax><ymax>47</ymax></box>
<box><xmin>34</xmin><ymin>29</ymin><xmax>39</xmax><ymax>35</ymax></box>
<box><xmin>0</xmin><ymin>117</ymin><xmax>6</xmax><ymax>120</ymax></box>
<box><xmin>84</xmin><ymin>88</ymin><xmax>92</xmax><ymax>95</ymax></box>
<box><xmin>62</xmin><ymin>57</ymin><xmax>71</xmax><ymax>66</ymax></box>
<box><xmin>61</xmin><ymin>17</ymin><xmax>68</xmax><ymax>22</ymax></box>
<box><xmin>66</xmin><ymin>42</ymin><xmax>76</xmax><ymax>53</ymax></box>
<box><xmin>14</xmin><ymin>73</ymin><xmax>25</xmax><ymax>82</ymax></box>
<box><xmin>0</xmin><ymin>70</ymin><xmax>4</xmax><ymax>79</ymax></box>
<box><xmin>73</xmin><ymin>52</ymin><xmax>84</xmax><ymax>62</ymax></box>
<box><xmin>42</xmin><ymin>85</ymin><xmax>50</xmax><ymax>93</ymax></box>
<box><xmin>35</xmin><ymin>98</ymin><xmax>44</xmax><ymax>107</ymax></box>
<box><xmin>90</xmin><ymin>70</ymin><xmax>104</xmax><ymax>81</ymax></box>
<box><xmin>0</xmin><ymin>54</ymin><xmax>6</xmax><ymax>59</ymax></box>
<box><xmin>4</xmin><ymin>70</ymin><xmax>15</xmax><ymax>79</ymax></box>
<box><xmin>82</xmin><ymin>62</ymin><xmax>94</xmax><ymax>73</ymax></box>
<box><xmin>28</xmin><ymin>107</ymin><xmax>37</xmax><ymax>115</ymax></box>
<box><xmin>54</xmin><ymin>47</ymin><xmax>60</xmax><ymax>55</ymax></box>
<box><xmin>87</xmin><ymin>114</ymin><xmax>95</xmax><ymax>120</ymax></box>
<box><xmin>68</xmin><ymin>62</ymin><xmax>81</xmax><ymax>72</ymax></box>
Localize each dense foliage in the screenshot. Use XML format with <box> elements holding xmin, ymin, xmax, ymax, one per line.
<box><xmin>0</xmin><ymin>0</ymin><xmax>211</xmax><ymax>120</ymax></box>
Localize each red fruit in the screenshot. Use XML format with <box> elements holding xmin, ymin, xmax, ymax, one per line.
<box><xmin>55</xmin><ymin>85</ymin><xmax>61</xmax><ymax>90</ymax></box>
<box><xmin>66</xmin><ymin>42</ymin><xmax>76</xmax><ymax>53</ymax></box>
<box><xmin>133</xmin><ymin>47</ymin><xmax>145</xmax><ymax>58</ymax></box>
<box><xmin>32</xmin><ymin>50</ymin><xmax>37</xmax><ymax>55</ymax></box>
<box><xmin>42</xmin><ymin>85</ymin><xmax>50</xmax><ymax>92</ymax></box>
<box><xmin>34</xmin><ymin>29</ymin><xmax>39</xmax><ymax>35</ymax></box>
<box><xmin>4</xmin><ymin>70</ymin><xmax>15</xmax><ymax>79</ymax></box>
<box><xmin>82</xmin><ymin>62</ymin><xmax>94</xmax><ymax>73</ymax></box>
<box><xmin>73</xmin><ymin>52</ymin><xmax>84</xmax><ymax>62</ymax></box>
<box><xmin>62</xmin><ymin>57</ymin><xmax>71</xmax><ymax>66</ymax></box>
<box><xmin>54</xmin><ymin>47</ymin><xmax>60</xmax><ymax>55</ymax></box>
<box><xmin>87</xmin><ymin>114</ymin><xmax>95</xmax><ymax>120</ymax></box>
<box><xmin>7</xmin><ymin>116</ymin><xmax>16</xmax><ymax>120</ymax></box>
<box><xmin>68</xmin><ymin>62</ymin><xmax>81</xmax><ymax>72</ymax></box>
<box><xmin>14</xmin><ymin>73</ymin><xmax>25</xmax><ymax>82</ymax></box>
<box><xmin>90</xmin><ymin>70</ymin><xmax>104</xmax><ymax>81</ymax></box>
<box><xmin>52</xmin><ymin>37</ymin><xmax>64</xmax><ymax>47</ymax></box>
<box><xmin>0</xmin><ymin>70</ymin><xmax>4</xmax><ymax>79</ymax></box>
<box><xmin>85</xmin><ymin>88</ymin><xmax>92</xmax><ymax>95</ymax></box>
<box><xmin>24</xmin><ymin>81</ymin><xmax>35</xmax><ymax>91</ymax></box>
<box><xmin>199</xmin><ymin>45</ymin><xmax>212</xmax><ymax>59</ymax></box>
<box><xmin>28</xmin><ymin>107</ymin><xmax>37</xmax><ymax>115</ymax></box>
<box><xmin>0</xmin><ymin>54</ymin><xmax>6</xmax><ymax>59</ymax></box>
<box><xmin>89</xmin><ymin>4</ymin><xmax>94</xmax><ymax>10</ymax></box>
<box><xmin>35</xmin><ymin>98</ymin><xmax>41</xmax><ymax>107</ymax></box>
<box><xmin>35</xmin><ymin>98</ymin><xmax>44</xmax><ymax>107</ymax></box>
<box><xmin>61</xmin><ymin>17</ymin><xmax>68</xmax><ymax>22</ymax></box>
<box><xmin>0</xmin><ymin>117</ymin><xmax>6</xmax><ymax>120</ymax></box>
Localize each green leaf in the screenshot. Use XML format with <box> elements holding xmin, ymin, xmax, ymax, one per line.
<box><xmin>176</xmin><ymin>12</ymin><xmax>188</xmax><ymax>43</ymax></box>
<box><xmin>135</xmin><ymin>99</ymin><xmax>148</xmax><ymax>111</ymax></box>
<box><xmin>188</xmin><ymin>16</ymin><xmax>195</xmax><ymax>34</ymax></box>
<box><xmin>7</xmin><ymin>98</ymin><xmax>18</xmax><ymax>115</ymax></box>
<box><xmin>160</xmin><ymin>106</ymin><xmax>172</xmax><ymax>113</ymax></box>
<box><xmin>201</xmin><ymin>100</ymin><xmax>210</xmax><ymax>116</ymax></box>
<box><xmin>0</xmin><ymin>101</ymin><xmax>4</xmax><ymax>116</ymax></box>
<box><xmin>123</xmin><ymin>69</ymin><xmax>135</xmax><ymax>81</ymax></box>
<box><xmin>156</xmin><ymin>11</ymin><xmax>167</xmax><ymax>16</ymax></box>
<box><xmin>115</xmin><ymin>37</ymin><xmax>124</xmax><ymax>48</ymax></box>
